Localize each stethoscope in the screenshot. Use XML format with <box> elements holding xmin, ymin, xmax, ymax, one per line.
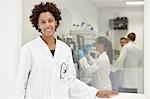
<box><xmin>60</xmin><ymin>63</ymin><xmax>67</xmax><ymax>79</ymax></box>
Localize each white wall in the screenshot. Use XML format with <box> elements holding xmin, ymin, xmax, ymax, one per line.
<box><xmin>22</xmin><ymin>0</ymin><xmax>40</xmax><ymax>45</ymax></box>
<box><xmin>119</xmin><ymin>8</ymin><xmax>144</xmax><ymax>49</ymax></box>
<box><xmin>98</xmin><ymin>7</ymin><xmax>144</xmax><ymax>50</ymax></box>
<box><xmin>63</xmin><ymin>1</ymin><xmax>99</xmax><ymax>33</ymax></box>
<box><xmin>0</xmin><ymin>0</ymin><xmax>22</xmax><ymax>98</ymax></box>
<box><xmin>57</xmin><ymin>8</ymin><xmax>71</xmax><ymax>37</ymax></box>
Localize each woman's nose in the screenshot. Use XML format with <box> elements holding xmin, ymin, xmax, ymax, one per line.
<box><xmin>45</xmin><ymin>21</ymin><xmax>51</xmax><ymax>27</ymax></box>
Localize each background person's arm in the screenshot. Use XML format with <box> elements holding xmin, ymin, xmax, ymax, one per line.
<box><xmin>79</xmin><ymin>54</ymin><xmax>107</xmax><ymax>74</ymax></box>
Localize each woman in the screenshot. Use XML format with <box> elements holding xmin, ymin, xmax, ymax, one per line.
<box><xmin>15</xmin><ymin>2</ymin><xmax>117</xmax><ymax>99</ymax></box>
<box><xmin>80</xmin><ymin>36</ymin><xmax>113</xmax><ymax>90</ymax></box>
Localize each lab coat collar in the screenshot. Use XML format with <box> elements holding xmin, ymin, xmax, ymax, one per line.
<box><xmin>126</xmin><ymin>41</ymin><xmax>135</xmax><ymax>46</ymax></box>
<box><xmin>36</xmin><ymin>36</ymin><xmax>50</xmax><ymax>52</ymax></box>
<box><xmin>97</xmin><ymin>51</ymin><xmax>107</xmax><ymax>58</ymax></box>
<box><xmin>36</xmin><ymin>36</ymin><xmax>62</xmax><ymax>59</ymax></box>
<box><xmin>100</xmin><ymin>51</ymin><xmax>107</xmax><ymax>56</ymax></box>
<box><xmin>128</xmin><ymin>41</ymin><xmax>134</xmax><ymax>44</ymax></box>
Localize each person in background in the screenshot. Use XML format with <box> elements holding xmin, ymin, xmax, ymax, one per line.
<box><xmin>79</xmin><ymin>36</ymin><xmax>113</xmax><ymax>91</ymax></box>
<box><xmin>112</xmin><ymin>32</ymin><xmax>144</xmax><ymax>93</ymax></box>
<box><xmin>15</xmin><ymin>2</ymin><xmax>118</xmax><ymax>99</ymax></box>
<box><xmin>110</xmin><ymin>37</ymin><xmax>128</xmax><ymax>91</ymax></box>
<box><xmin>120</xmin><ymin>37</ymin><xmax>128</xmax><ymax>47</ymax></box>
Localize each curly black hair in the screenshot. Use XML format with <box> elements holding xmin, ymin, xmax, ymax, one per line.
<box><xmin>29</xmin><ymin>2</ymin><xmax>62</xmax><ymax>33</ymax></box>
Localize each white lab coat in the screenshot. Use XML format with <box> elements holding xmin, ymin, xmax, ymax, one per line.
<box><xmin>113</xmin><ymin>41</ymin><xmax>143</xmax><ymax>92</ymax></box>
<box><xmin>79</xmin><ymin>52</ymin><xmax>112</xmax><ymax>90</ymax></box>
<box><xmin>15</xmin><ymin>36</ymin><xmax>98</xmax><ymax>99</ymax></box>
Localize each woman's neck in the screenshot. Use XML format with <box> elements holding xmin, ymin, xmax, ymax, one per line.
<box><xmin>41</xmin><ymin>35</ymin><xmax>56</xmax><ymax>50</ymax></box>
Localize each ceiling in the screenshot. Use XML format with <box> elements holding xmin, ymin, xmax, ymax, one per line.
<box><xmin>89</xmin><ymin>0</ymin><xmax>144</xmax><ymax>8</ymax></box>
<box><xmin>59</xmin><ymin>0</ymin><xmax>144</xmax><ymax>8</ymax></box>
<box><xmin>90</xmin><ymin>0</ymin><xmax>126</xmax><ymax>8</ymax></box>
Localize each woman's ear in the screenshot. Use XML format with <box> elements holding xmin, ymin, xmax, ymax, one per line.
<box><xmin>55</xmin><ymin>21</ymin><xmax>57</xmax><ymax>27</ymax></box>
<box><xmin>37</xmin><ymin>24</ymin><xmax>40</xmax><ymax>29</ymax></box>
<box><xmin>54</xmin><ymin>21</ymin><xmax>58</xmax><ymax>31</ymax></box>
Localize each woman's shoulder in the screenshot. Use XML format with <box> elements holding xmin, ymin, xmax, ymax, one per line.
<box><xmin>22</xmin><ymin>38</ymin><xmax>37</xmax><ymax>50</ymax></box>
<box><xmin>57</xmin><ymin>39</ymin><xmax>71</xmax><ymax>49</ymax></box>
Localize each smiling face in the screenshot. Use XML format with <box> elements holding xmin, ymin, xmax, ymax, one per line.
<box><xmin>38</xmin><ymin>11</ymin><xmax>57</xmax><ymax>37</ymax></box>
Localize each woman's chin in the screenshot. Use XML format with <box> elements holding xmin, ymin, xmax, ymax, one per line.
<box><xmin>44</xmin><ymin>33</ymin><xmax>54</xmax><ymax>37</ymax></box>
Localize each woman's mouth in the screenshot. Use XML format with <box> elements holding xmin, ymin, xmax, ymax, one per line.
<box><xmin>45</xmin><ymin>28</ymin><xmax>51</xmax><ymax>32</ymax></box>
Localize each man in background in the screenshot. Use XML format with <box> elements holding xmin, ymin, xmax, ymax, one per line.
<box><xmin>110</xmin><ymin>37</ymin><xmax>128</xmax><ymax>91</ymax></box>
<box><xmin>120</xmin><ymin>37</ymin><xmax>128</xmax><ymax>47</ymax></box>
<box><xmin>112</xmin><ymin>32</ymin><xmax>144</xmax><ymax>93</ymax></box>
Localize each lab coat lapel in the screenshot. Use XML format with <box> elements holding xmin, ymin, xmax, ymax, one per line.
<box><xmin>36</xmin><ymin>36</ymin><xmax>53</xmax><ymax>58</ymax></box>
<box><xmin>54</xmin><ymin>39</ymin><xmax>63</xmax><ymax>60</ymax></box>
<box><xmin>36</xmin><ymin>36</ymin><xmax>63</xmax><ymax>59</ymax></box>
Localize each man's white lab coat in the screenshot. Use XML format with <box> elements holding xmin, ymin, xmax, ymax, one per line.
<box><xmin>113</xmin><ymin>41</ymin><xmax>144</xmax><ymax>92</ymax></box>
<box><xmin>15</xmin><ymin>36</ymin><xmax>98</xmax><ymax>99</ymax></box>
<box><xmin>79</xmin><ymin>52</ymin><xmax>112</xmax><ymax>90</ymax></box>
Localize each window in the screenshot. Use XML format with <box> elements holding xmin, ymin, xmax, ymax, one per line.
<box><xmin>21</xmin><ymin>0</ymin><xmax>150</xmax><ymax>99</ymax></box>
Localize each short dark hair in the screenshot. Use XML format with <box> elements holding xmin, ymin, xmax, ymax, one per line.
<box><xmin>120</xmin><ymin>37</ymin><xmax>127</xmax><ymax>41</ymax></box>
<box><xmin>127</xmin><ymin>32</ymin><xmax>136</xmax><ymax>41</ymax></box>
<box><xmin>29</xmin><ymin>2</ymin><xmax>62</xmax><ymax>33</ymax></box>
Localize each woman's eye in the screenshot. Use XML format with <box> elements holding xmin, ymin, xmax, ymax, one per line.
<box><xmin>41</xmin><ymin>21</ymin><xmax>46</xmax><ymax>24</ymax></box>
<box><xmin>49</xmin><ymin>19</ymin><xmax>54</xmax><ymax>23</ymax></box>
